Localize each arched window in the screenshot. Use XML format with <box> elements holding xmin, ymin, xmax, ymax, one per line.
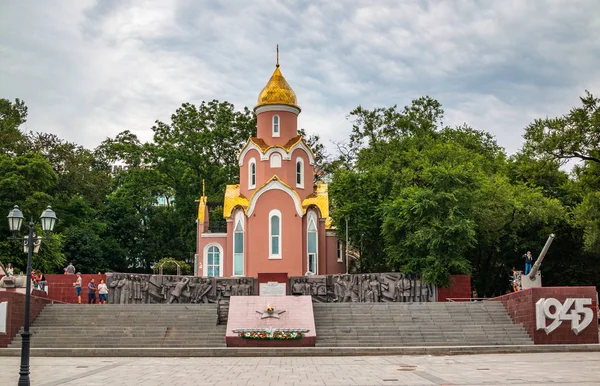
<box><xmin>205</xmin><ymin>244</ymin><xmax>222</xmax><ymax>277</ymax></box>
<box><xmin>307</xmin><ymin>212</ymin><xmax>318</xmax><ymax>274</ymax></box>
<box><xmin>269</xmin><ymin>209</ymin><xmax>282</xmax><ymax>259</ymax></box>
<box><xmin>296</xmin><ymin>157</ymin><xmax>304</xmax><ymax>188</ymax></box>
<box><xmin>233</xmin><ymin>212</ymin><xmax>244</xmax><ymax>275</ymax></box>
<box><xmin>272</xmin><ymin>115</ymin><xmax>280</xmax><ymax>137</ymax></box>
<box><xmin>270</xmin><ymin>153</ymin><xmax>282</xmax><ymax>168</ymax></box>
<box><xmin>248</xmin><ymin>158</ymin><xmax>256</xmax><ymax>189</ymax></box>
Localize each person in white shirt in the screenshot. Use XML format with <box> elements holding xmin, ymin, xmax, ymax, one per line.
<box><xmin>98</xmin><ymin>279</ymin><xmax>108</xmax><ymax>304</ymax></box>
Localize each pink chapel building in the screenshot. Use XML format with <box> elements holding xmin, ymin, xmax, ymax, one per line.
<box><xmin>196</xmin><ymin>58</ymin><xmax>345</xmax><ymax>278</ymax></box>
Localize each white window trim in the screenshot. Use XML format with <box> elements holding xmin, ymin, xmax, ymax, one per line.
<box><xmin>233</xmin><ymin>211</ymin><xmax>245</xmax><ymax>276</ymax></box>
<box><xmin>272</xmin><ymin>115</ymin><xmax>280</xmax><ymax>137</ymax></box>
<box><xmin>269</xmin><ymin>209</ymin><xmax>282</xmax><ymax>259</ymax></box>
<box><xmin>307</xmin><ymin>212</ymin><xmax>318</xmax><ymax>274</ymax></box>
<box><xmin>248</xmin><ymin>157</ymin><xmax>256</xmax><ymax>189</ymax></box>
<box><xmin>270</xmin><ymin>153</ymin><xmax>282</xmax><ymax>168</ymax></box>
<box><xmin>203</xmin><ymin>243</ymin><xmax>223</xmax><ymax>277</ymax></box>
<box><xmin>295</xmin><ymin>157</ymin><xmax>304</xmax><ymax>189</ymax></box>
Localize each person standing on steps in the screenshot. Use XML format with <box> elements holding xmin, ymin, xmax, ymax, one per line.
<box><xmin>73</xmin><ymin>272</ymin><xmax>82</xmax><ymax>303</ymax></box>
<box><xmin>88</xmin><ymin>278</ymin><xmax>97</xmax><ymax>304</ymax></box>
<box><xmin>98</xmin><ymin>279</ymin><xmax>108</xmax><ymax>304</ymax></box>
<box><xmin>522</xmin><ymin>251</ymin><xmax>534</xmax><ymax>275</ymax></box>
<box><xmin>66</xmin><ymin>262</ymin><xmax>76</xmax><ymax>275</ymax></box>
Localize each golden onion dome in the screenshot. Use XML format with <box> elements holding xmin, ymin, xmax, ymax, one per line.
<box><xmin>255</xmin><ymin>66</ymin><xmax>300</xmax><ymax>111</ymax></box>
<box><xmin>255</xmin><ymin>46</ymin><xmax>300</xmax><ymax>111</ymax></box>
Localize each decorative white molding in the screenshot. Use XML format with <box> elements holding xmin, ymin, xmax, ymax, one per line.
<box><xmin>535</xmin><ymin>297</ymin><xmax>594</xmax><ymax>335</ymax></box>
<box><xmin>270</xmin><ymin>153</ymin><xmax>282</xmax><ymax>168</ymax></box>
<box><xmin>255</xmin><ymin>104</ymin><xmax>300</xmax><ymax>115</ymax></box>
<box><xmin>247</xmin><ymin>178</ymin><xmax>303</xmax><ymax>217</ymax></box>
<box><xmin>239</xmin><ymin>139</ymin><xmax>315</xmax><ymax>166</ymax></box>
<box><xmin>200</xmin><ymin>233</ymin><xmax>227</xmax><ymax>238</ymax></box>
<box><xmin>326</xmin><ymin>231</ymin><xmax>337</xmax><ymax>237</ymax></box>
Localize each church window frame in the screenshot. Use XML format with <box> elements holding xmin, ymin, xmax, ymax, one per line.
<box><xmin>269</xmin><ymin>209</ymin><xmax>282</xmax><ymax>259</ymax></box>
<box><xmin>248</xmin><ymin>157</ymin><xmax>256</xmax><ymax>189</ymax></box>
<box><xmin>307</xmin><ymin>211</ymin><xmax>318</xmax><ymax>274</ymax></box>
<box><xmin>295</xmin><ymin>157</ymin><xmax>304</xmax><ymax>188</ymax></box>
<box><xmin>270</xmin><ymin>153</ymin><xmax>282</xmax><ymax>168</ymax></box>
<box><xmin>233</xmin><ymin>211</ymin><xmax>245</xmax><ymax>276</ymax></box>
<box><xmin>272</xmin><ymin>115</ymin><xmax>280</xmax><ymax>137</ymax></box>
<box><xmin>204</xmin><ymin>243</ymin><xmax>223</xmax><ymax>277</ymax></box>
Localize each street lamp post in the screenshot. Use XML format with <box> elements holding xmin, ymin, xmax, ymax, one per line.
<box><xmin>6</xmin><ymin>205</ymin><xmax>57</xmax><ymax>386</ymax></box>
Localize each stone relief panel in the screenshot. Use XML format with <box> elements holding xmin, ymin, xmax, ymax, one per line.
<box><xmin>215</xmin><ymin>277</ymin><xmax>256</xmax><ymax>298</ymax></box>
<box><xmin>288</xmin><ymin>276</ymin><xmax>327</xmax><ymax>302</ymax></box>
<box><xmin>105</xmin><ymin>273</ymin><xmax>435</xmax><ymax>304</ymax></box>
<box><xmin>107</xmin><ymin>273</ymin><xmax>218</xmax><ymax>304</ymax></box>
<box><xmin>380</xmin><ymin>273</ymin><xmax>436</xmax><ymax>302</ymax></box>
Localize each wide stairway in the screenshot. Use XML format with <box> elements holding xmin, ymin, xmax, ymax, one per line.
<box><xmin>9</xmin><ymin>304</ymin><xmax>226</xmax><ymax>348</ymax></box>
<box><xmin>314</xmin><ymin>302</ymin><xmax>533</xmax><ymax>347</ymax></box>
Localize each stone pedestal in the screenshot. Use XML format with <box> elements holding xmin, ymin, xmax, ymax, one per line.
<box><xmin>226</xmin><ymin>295</ymin><xmax>316</xmax><ymax>347</ymax></box>
<box><xmin>492</xmin><ymin>286</ymin><xmax>598</xmax><ymax>344</ymax></box>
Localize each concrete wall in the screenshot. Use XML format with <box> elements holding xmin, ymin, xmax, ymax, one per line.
<box><xmin>491</xmin><ymin>286</ymin><xmax>599</xmax><ymax>344</ymax></box>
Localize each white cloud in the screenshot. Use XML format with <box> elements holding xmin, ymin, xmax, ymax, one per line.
<box><xmin>0</xmin><ymin>0</ymin><xmax>599</xmax><ymax>158</ymax></box>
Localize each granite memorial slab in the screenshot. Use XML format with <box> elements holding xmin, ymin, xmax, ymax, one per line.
<box><xmin>226</xmin><ymin>295</ymin><xmax>316</xmax><ymax>347</ymax></box>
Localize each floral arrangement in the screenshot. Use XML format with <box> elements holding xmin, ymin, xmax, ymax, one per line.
<box><xmin>233</xmin><ymin>328</ymin><xmax>308</xmax><ymax>340</ymax></box>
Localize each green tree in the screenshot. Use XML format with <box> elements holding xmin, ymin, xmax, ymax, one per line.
<box><xmin>0</xmin><ymin>98</ymin><xmax>29</xmax><ymax>155</ymax></box>
<box><xmin>524</xmin><ymin>91</ymin><xmax>600</xmax><ymax>165</ymax></box>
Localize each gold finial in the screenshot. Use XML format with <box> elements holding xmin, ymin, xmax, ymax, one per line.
<box><xmin>276</xmin><ymin>44</ymin><xmax>279</xmax><ymax>68</ymax></box>
<box><xmin>202</xmin><ymin>179</ymin><xmax>205</xmax><ymax>197</ymax></box>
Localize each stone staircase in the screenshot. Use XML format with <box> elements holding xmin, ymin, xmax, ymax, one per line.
<box><xmin>313</xmin><ymin>301</ymin><xmax>533</xmax><ymax>347</ymax></box>
<box><xmin>9</xmin><ymin>304</ymin><xmax>226</xmax><ymax>348</ymax></box>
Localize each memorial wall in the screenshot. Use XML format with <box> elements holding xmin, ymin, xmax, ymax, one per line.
<box><xmin>106</xmin><ymin>272</ymin><xmax>437</xmax><ymax>304</ymax></box>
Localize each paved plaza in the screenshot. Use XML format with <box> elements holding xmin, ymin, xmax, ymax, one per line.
<box><xmin>2</xmin><ymin>352</ymin><xmax>600</xmax><ymax>385</ymax></box>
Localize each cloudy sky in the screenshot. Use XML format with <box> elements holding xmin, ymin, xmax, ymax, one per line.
<box><xmin>1</xmin><ymin>0</ymin><xmax>599</xmax><ymax>157</ymax></box>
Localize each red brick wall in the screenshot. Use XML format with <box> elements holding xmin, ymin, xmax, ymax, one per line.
<box><xmin>491</xmin><ymin>286</ymin><xmax>598</xmax><ymax>344</ymax></box>
<box><xmin>45</xmin><ymin>273</ymin><xmax>106</xmax><ymax>303</ymax></box>
<box><xmin>0</xmin><ymin>291</ymin><xmax>53</xmax><ymax>348</ymax></box>
<box><xmin>437</xmin><ymin>275</ymin><xmax>472</xmax><ymax>302</ymax></box>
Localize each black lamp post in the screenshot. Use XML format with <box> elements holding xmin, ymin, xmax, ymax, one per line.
<box><xmin>7</xmin><ymin>205</ymin><xmax>57</xmax><ymax>386</ymax></box>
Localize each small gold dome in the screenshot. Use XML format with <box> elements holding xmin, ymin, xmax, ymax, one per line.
<box><xmin>255</xmin><ymin>66</ymin><xmax>300</xmax><ymax>111</ymax></box>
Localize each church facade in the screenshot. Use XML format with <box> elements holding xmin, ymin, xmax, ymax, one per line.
<box><xmin>196</xmin><ymin>58</ymin><xmax>345</xmax><ymax>278</ymax></box>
